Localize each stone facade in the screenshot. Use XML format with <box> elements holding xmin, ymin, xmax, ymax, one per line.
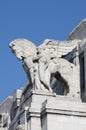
<box><xmin>1</xmin><ymin>19</ymin><xmax>86</xmax><ymax>130</ymax></box>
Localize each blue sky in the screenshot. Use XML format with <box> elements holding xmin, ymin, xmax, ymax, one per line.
<box><xmin>0</xmin><ymin>0</ymin><xmax>86</xmax><ymax>103</ymax></box>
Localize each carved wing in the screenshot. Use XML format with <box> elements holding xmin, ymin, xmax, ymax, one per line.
<box><xmin>9</xmin><ymin>38</ymin><xmax>37</xmax><ymax>60</ymax></box>
<box><xmin>39</xmin><ymin>39</ymin><xmax>78</xmax><ymax>58</ymax></box>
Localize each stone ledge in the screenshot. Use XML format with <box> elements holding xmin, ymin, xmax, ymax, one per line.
<box><xmin>41</xmin><ymin>98</ymin><xmax>86</xmax><ymax>117</ymax></box>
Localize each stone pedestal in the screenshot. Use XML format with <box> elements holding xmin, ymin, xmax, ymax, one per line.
<box><xmin>41</xmin><ymin>99</ymin><xmax>86</xmax><ymax>130</ymax></box>
<box><xmin>26</xmin><ymin>90</ymin><xmax>86</xmax><ymax>130</ymax></box>
<box><xmin>26</xmin><ymin>90</ymin><xmax>56</xmax><ymax>130</ymax></box>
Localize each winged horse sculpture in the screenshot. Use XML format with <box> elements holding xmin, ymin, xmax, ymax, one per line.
<box><xmin>9</xmin><ymin>38</ymin><xmax>81</xmax><ymax>99</ymax></box>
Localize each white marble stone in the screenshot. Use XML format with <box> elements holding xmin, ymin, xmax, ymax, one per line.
<box><xmin>9</xmin><ymin>38</ymin><xmax>86</xmax><ymax>100</ymax></box>
<box><xmin>68</xmin><ymin>19</ymin><xmax>86</xmax><ymax>40</ymax></box>
<box><xmin>1</xmin><ymin>19</ymin><xmax>86</xmax><ymax>130</ymax></box>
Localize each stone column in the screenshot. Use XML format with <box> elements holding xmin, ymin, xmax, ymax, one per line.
<box><xmin>84</xmin><ymin>43</ymin><xmax>86</xmax><ymax>99</ymax></box>
<box><xmin>72</xmin><ymin>45</ymin><xmax>81</xmax><ymax>100</ymax></box>
<box><xmin>27</xmin><ymin>111</ymin><xmax>41</xmax><ymax>130</ymax></box>
<box><xmin>26</xmin><ymin>90</ymin><xmax>56</xmax><ymax>130</ymax></box>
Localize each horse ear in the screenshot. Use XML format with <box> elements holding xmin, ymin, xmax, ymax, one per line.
<box><xmin>9</xmin><ymin>38</ymin><xmax>37</xmax><ymax>60</ymax></box>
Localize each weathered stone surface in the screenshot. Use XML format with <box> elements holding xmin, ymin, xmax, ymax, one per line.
<box><xmin>16</xmin><ymin>124</ymin><xmax>25</xmax><ymax>130</ymax></box>
<box><xmin>0</xmin><ymin>96</ymin><xmax>13</xmax><ymax>114</ymax></box>
<box><xmin>1</xmin><ymin>19</ymin><xmax>86</xmax><ymax>130</ymax></box>
<box><xmin>41</xmin><ymin>98</ymin><xmax>86</xmax><ymax>130</ymax></box>
<box><xmin>68</xmin><ymin>19</ymin><xmax>86</xmax><ymax>40</ymax></box>
<box><xmin>9</xmin><ymin>38</ymin><xmax>86</xmax><ymax>100</ymax></box>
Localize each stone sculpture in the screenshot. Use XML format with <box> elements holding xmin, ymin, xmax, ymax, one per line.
<box><xmin>9</xmin><ymin>38</ymin><xmax>81</xmax><ymax>98</ymax></box>
<box><xmin>16</xmin><ymin>124</ymin><xmax>25</xmax><ymax>130</ymax></box>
